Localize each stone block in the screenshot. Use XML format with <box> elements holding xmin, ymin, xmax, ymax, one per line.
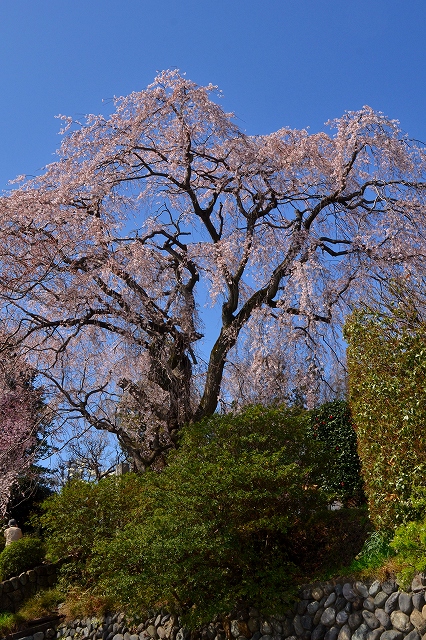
<box><xmin>354</xmin><ymin>583</ymin><xmax>369</xmax><ymax>599</ymax></box>
<box><xmin>413</xmin><ymin>593</ymin><xmax>426</xmax><ymax>612</ymax></box>
<box><xmin>363</xmin><ymin>598</ymin><xmax>376</xmax><ymax>613</ymax></box>
<box><xmin>384</xmin><ymin>592</ymin><xmax>400</xmax><ymax>614</ymax></box>
<box><xmin>374</xmin><ymin>593</ymin><xmax>388</xmax><ymax>609</ymax></box>
<box><xmin>313</xmin><ymin>587</ymin><xmax>325</xmax><ymax>601</ymax></box>
<box><xmin>342</xmin><ymin>584</ymin><xmax>357</xmax><ymax>602</ymax></box>
<box><xmin>352</xmin><ymin>624</ymin><xmax>369</xmax><ymax>640</ymax></box>
<box><xmin>297</xmin><ymin>600</ymin><xmax>309</xmax><ymax>615</ymax></box>
<box><xmin>348</xmin><ymin>612</ymin><xmax>363</xmax><ymax>631</ymax></box>
<box><xmin>301</xmin><ymin>615</ymin><xmax>313</xmax><ymax>631</ymax></box>
<box><xmin>19</xmin><ymin>572</ymin><xmax>28</xmax><ymax>585</ymax></box>
<box><xmin>314</xmin><ymin>608</ymin><xmax>325</xmax><ymax>626</ymax></box>
<box><xmin>311</xmin><ymin>624</ymin><xmax>326</xmax><ymax>640</ymax></box>
<box><xmin>324</xmin><ymin>594</ymin><xmax>337</xmax><ymax>609</ymax></box>
<box><xmin>324</xmin><ymin>627</ymin><xmax>339</xmax><ymax>640</ymax></box>
<box><xmin>28</xmin><ymin>569</ymin><xmax>37</xmax><ymax>583</ymax></box>
<box><xmin>399</xmin><ymin>592</ymin><xmax>413</xmax><ymax>615</ymax></box>
<box><xmin>369</xmin><ymin>582</ymin><xmax>381</xmax><ymax>597</ymax></box>
<box><xmin>382</xmin><ymin>581</ymin><xmax>398</xmax><ymax>595</ymax></box>
<box><xmin>412</xmin><ymin>575</ymin><xmax>426</xmax><ymax>593</ymax></box>
<box><xmin>337</xmin><ymin>624</ymin><xmax>351</xmax><ymax>640</ymax></box>
<box><xmin>248</xmin><ymin>618</ymin><xmax>260</xmax><ymax>633</ymax></box>
<box><xmin>381</xmin><ymin>633</ymin><xmax>402</xmax><ymax>640</ymax></box>
<box><xmin>2</xmin><ymin>581</ymin><xmax>11</xmax><ymax>593</ymax></box>
<box><xmin>336</xmin><ymin>612</ymin><xmax>348</xmax><ymax>626</ymax></box>
<box><xmin>308</xmin><ymin>602</ymin><xmax>320</xmax><ymax>615</ymax></box>
<box><xmin>366</xmin><ymin>628</ymin><xmax>385</xmax><ymax>640</ymax></box>
<box><xmin>37</xmin><ymin>575</ymin><xmax>49</xmax><ymax>587</ymax></box>
<box><xmin>375</xmin><ymin>609</ymin><xmax>391</xmax><ymax>630</ymax></box>
<box><xmin>10</xmin><ymin>589</ymin><xmax>23</xmax><ymax>603</ymax></box>
<box><xmin>404</xmin><ymin>631</ymin><xmax>420</xmax><ymax>640</ymax></box>
<box><xmin>10</xmin><ymin>576</ymin><xmax>19</xmax><ymax>590</ymax></box>
<box><xmin>321</xmin><ymin>608</ymin><xmax>336</xmax><ymax>627</ymax></box>
<box><xmin>410</xmin><ymin>610</ymin><xmax>426</xmax><ymax>636</ymax></box>
<box><xmin>362</xmin><ymin>612</ymin><xmax>380</xmax><ymax>630</ymax></box>
<box><xmin>335</xmin><ymin>597</ymin><xmax>347</xmax><ymax>613</ymax></box>
<box><xmin>390</xmin><ymin>611</ymin><xmax>413</xmax><ymax>634</ymax></box>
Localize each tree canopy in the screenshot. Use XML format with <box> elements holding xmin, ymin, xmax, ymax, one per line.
<box><xmin>1</xmin><ymin>70</ymin><xmax>426</xmax><ymax>467</ymax></box>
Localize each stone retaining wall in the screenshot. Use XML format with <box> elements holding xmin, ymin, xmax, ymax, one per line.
<box><xmin>4</xmin><ymin>575</ymin><xmax>426</xmax><ymax>640</ymax></box>
<box><xmin>0</xmin><ymin>564</ymin><xmax>57</xmax><ymax>613</ymax></box>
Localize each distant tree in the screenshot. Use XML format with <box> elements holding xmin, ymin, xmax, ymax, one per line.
<box><xmin>51</xmin><ymin>428</ymin><xmax>123</xmax><ymax>487</ymax></box>
<box><xmin>1</xmin><ymin>71</ymin><xmax>426</xmax><ymax>468</ymax></box>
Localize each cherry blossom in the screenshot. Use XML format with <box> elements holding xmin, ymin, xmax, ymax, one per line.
<box><xmin>0</xmin><ymin>70</ymin><xmax>425</xmax><ymax>468</ymax></box>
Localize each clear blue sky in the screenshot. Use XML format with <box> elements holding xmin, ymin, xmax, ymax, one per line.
<box><xmin>1</xmin><ymin>0</ymin><xmax>426</xmax><ymax>191</ymax></box>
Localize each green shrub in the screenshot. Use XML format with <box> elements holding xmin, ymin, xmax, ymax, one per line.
<box><xmin>345</xmin><ymin>310</ymin><xmax>426</xmax><ymax>531</ymax></box>
<box><xmin>0</xmin><ymin>537</ymin><xmax>45</xmax><ymax>580</ymax></box>
<box><xmin>18</xmin><ymin>588</ymin><xmax>65</xmax><ymax>619</ymax></box>
<box><xmin>86</xmin><ymin>406</ymin><xmax>329</xmax><ymax>625</ymax></box>
<box><xmin>38</xmin><ymin>472</ymin><xmax>146</xmax><ymax>581</ymax></box>
<box><xmin>309</xmin><ymin>400</ymin><xmax>365</xmax><ymax>503</ymax></box>
<box><xmin>41</xmin><ymin>405</ymin><xmax>330</xmax><ymax>625</ymax></box>
<box><xmin>390</xmin><ymin>516</ymin><xmax>426</xmax><ymax>588</ymax></box>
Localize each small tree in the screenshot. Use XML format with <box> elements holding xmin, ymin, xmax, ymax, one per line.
<box><xmin>42</xmin><ymin>406</ymin><xmax>328</xmax><ymax>624</ymax></box>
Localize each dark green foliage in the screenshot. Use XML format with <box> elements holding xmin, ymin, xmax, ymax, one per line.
<box><xmin>345</xmin><ymin>310</ymin><xmax>426</xmax><ymax>531</ymax></box>
<box><xmin>309</xmin><ymin>400</ymin><xmax>365</xmax><ymax>504</ymax></box>
<box><xmin>288</xmin><ymin>506</ymin><xmax>371</xmax><ymax>577</ymax></box>
<box><xmin>42</xmin><ymin>405</ymin><xmax>329</xmax><ymax>625</ymax></box>
<box><xmin>8</xmin><ymin>470</ymin><xmax>53</xmax><ymax>534</ymax></box>
<box><xmin>90</xmin><ymin>406</ymin><xmax>328</xmax><ymax>624</ymax></box>
<box><xmin>0</xmin><ymin>537</ymin><xmax>45</xmax><ymax>580</ymax></box>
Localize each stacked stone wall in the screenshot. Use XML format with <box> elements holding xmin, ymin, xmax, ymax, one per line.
<box><xmin>0</xmin><ymin>564</ymin><xmax>57</xmax><ymax>614</ymax></box>
<box><xmin>4</xmin><ymin>576</ymin><xmax>426</xmax><ymax>640</ymax></box>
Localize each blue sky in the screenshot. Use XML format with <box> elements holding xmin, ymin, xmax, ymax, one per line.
<box><xmin>1</xmin><ymin>0</ymin><xmax>426</xmax><ymax>191</ymax></box>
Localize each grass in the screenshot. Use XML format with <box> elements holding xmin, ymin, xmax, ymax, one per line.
<box><xmin>18</xmin><ymin>587</ymin><xmax>64</xmax><ymax>620</ymax></box>
<box><xmin>0</xmin><ymin>588</ymin><xmax>64</xmax><ymax>637</ymax></box>
<box><xmin>320</xmin><ymin>529</ymin><xmax>397</xmax><ymax>582</ymax></box>
<box><xmin>0</xmin><ymin>611</ymin><xmax>23</xmax><ymax>636</ymax></box>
